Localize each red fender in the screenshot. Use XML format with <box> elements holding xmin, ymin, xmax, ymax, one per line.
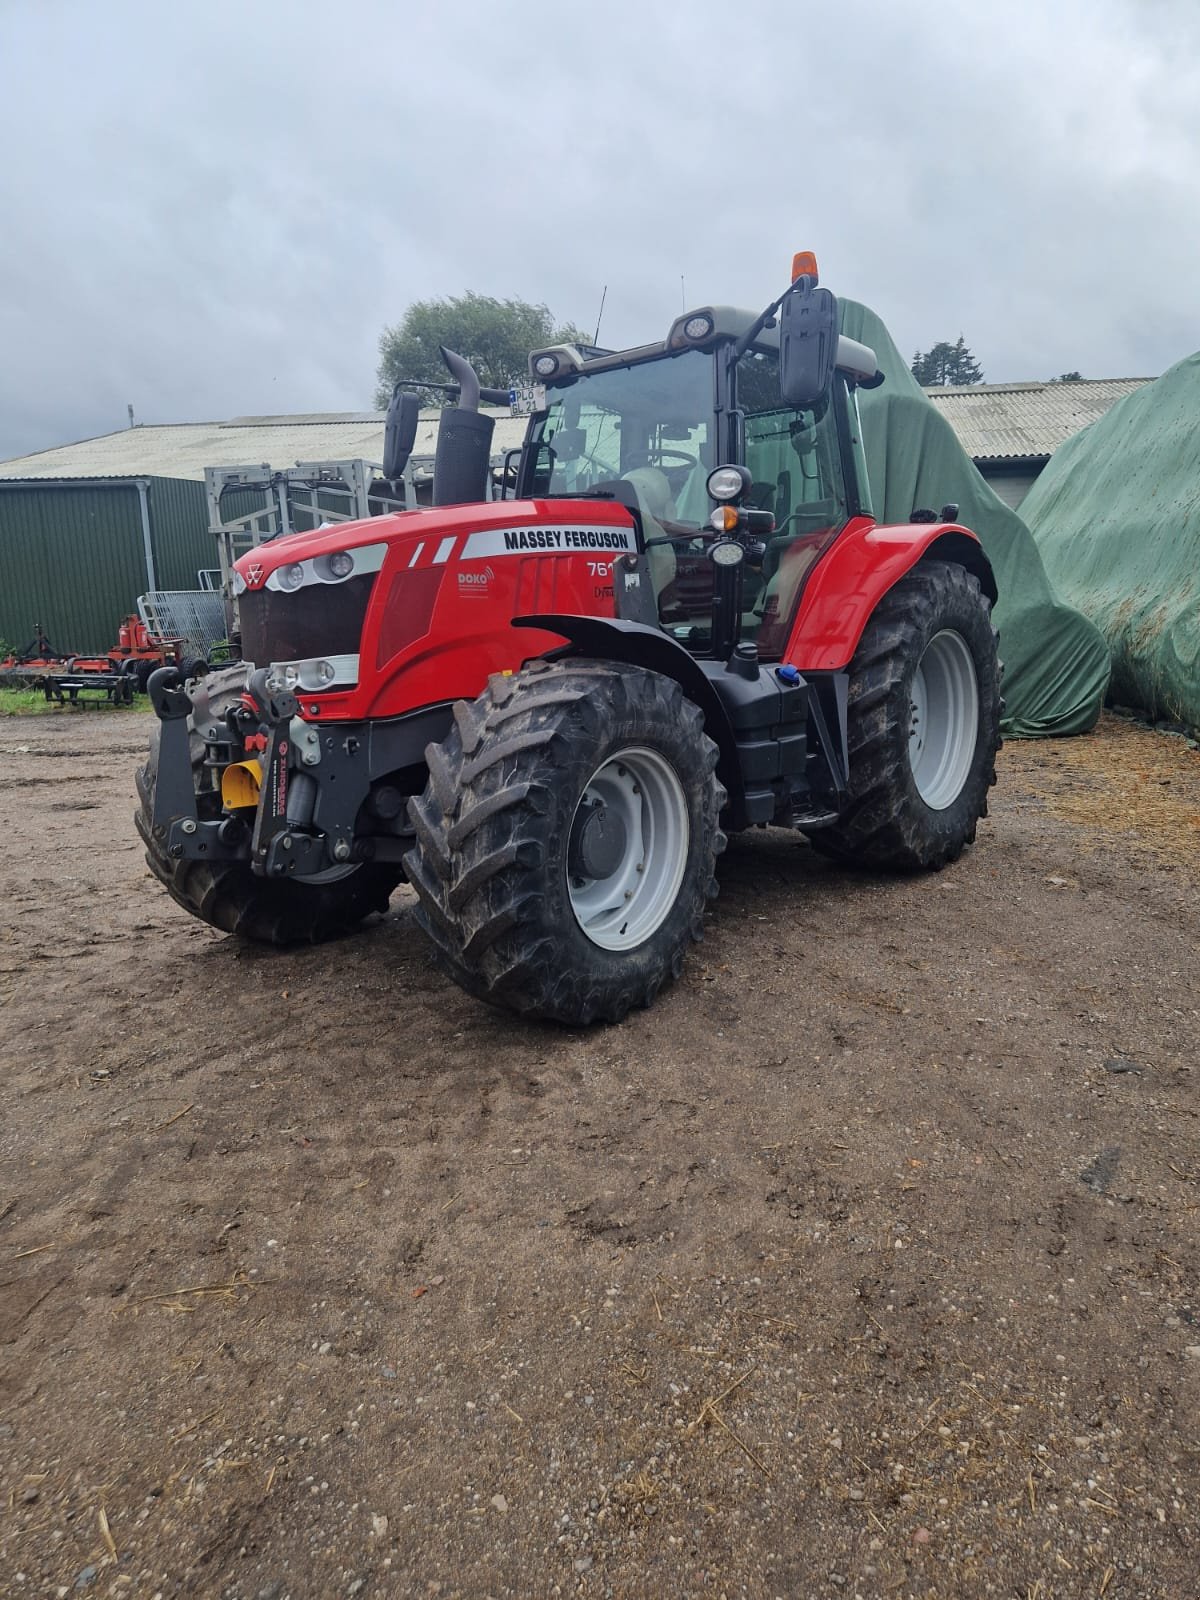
<box><xmin>785</xmin><ymin>517</ymin><xmax>997</xmax><ymax>673</ymax></box>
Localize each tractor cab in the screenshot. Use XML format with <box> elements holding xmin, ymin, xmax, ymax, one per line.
<box><xmin>520</xmin><ymin>305</ymin><xmax>877</xmax><ymax>663</ymax></box>
<box><xmin>389</xmin><ymin>257</ymin><xmax>886</xmax><ymax>672</ymax></box>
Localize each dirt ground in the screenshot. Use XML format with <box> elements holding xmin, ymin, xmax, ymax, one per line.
<box><xmin>1</xmin><ymin>708</ymin><xmax>1198</xmax><ymax>1600</ymax></box>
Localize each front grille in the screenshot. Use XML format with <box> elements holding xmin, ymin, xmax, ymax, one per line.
<box><xmin>238</xmin><ymin>574</ymin><xmax>377</xmax><ymax>667</ymax></box>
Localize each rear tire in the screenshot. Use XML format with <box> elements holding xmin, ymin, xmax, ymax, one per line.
<box><xmin>404</xmin><ymin>659</ymin><xmax>727</xmax><ymax>1024</ymax></box>
<box><xmin>134</xmin><ymin>667</ymin><xmax>401</xmax><ymax>944</ymax></box>
<box><xmin>807</xmin><ymin>560</ymin><xmax>1001</xmax><ymax>870</ymax></box>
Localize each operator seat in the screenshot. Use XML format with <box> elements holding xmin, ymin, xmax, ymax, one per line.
<box><xmin>590</xmin><ymin>468</ymin><xmax>679</xmax><ymax>601</ymax></box>
<box><xmin>673</xmin><ymin>460</ymin><xmax>712</xmax><ymax>526</ymax></box>
<box><xmin>750</xmin><ymin>502</ymin><xmax>844</xmax><ymax>639</ymax></box>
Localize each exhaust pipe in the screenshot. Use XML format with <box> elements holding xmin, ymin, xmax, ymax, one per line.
<box><xmin>433</xmin><ymin>346</ymin><xmax>497</xmax><ymax>506</ymax></box>
<box><xmin>440</xmin><ymin>347</ymin><xmax>481</xmax><ymax>412</ymax></box>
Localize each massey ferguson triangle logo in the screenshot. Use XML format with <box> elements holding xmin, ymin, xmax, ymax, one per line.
<box><xmin>247</xmin><ymin>562</ymin><xmax>264</xmax><ymax>586</ymax></box>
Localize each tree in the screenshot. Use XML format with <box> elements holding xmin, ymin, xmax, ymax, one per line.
<box><xmin>911</xmin><ymin>335</ymin><xmax>985</xmax><ymax>387</ymax></box>
<box><xmin>374</xmin><ymin>292</ymin><xmax>589</xmax><ymax>407</ymax></box>
<box><xmin>1048</xmin><ymin>371</ymin><xmax>1083</xmax><ymax>383</ymax></box>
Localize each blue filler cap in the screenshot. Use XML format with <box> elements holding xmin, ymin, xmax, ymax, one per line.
<box><xmin>775</xmin><ymin>664</ymin><xmax>801</xmax><ymax>685</ymax></box>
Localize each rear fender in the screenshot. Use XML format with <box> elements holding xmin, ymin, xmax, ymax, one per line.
<box><xmin>513</xmin><ymin>614</ymin><xmax>743</xmax><ymax>810</ymax></box>
<box><xmin>787</xmin><ymin>523</ymin><xmax>997</xmax><ymax>673</ymax></box>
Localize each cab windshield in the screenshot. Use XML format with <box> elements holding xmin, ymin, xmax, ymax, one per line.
<box><xmin>525</xmin><ymin>348</ymin><xmax>716</xmax><ymax>528</ymax></box>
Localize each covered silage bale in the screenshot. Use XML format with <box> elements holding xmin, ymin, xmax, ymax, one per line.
<box><xmin>1018</xmin><ymin>351</ymin><xmax>1200</xmax><ymax>730</ymax></box>
<box><xmin>840</xmin><ymin>300</ymin><xmax>1111</xmax><ymax>737</ymax></box>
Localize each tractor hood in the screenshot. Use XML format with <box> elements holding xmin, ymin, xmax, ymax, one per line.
<box><xmin>231</xmin><ymin>497</ymin><xmax>641</xmax><ymax>723</ymax></box>
<box><xmin>231</xmin><ymin>499</ymin><xmax>639</xmax><ymax>594</ymax></box>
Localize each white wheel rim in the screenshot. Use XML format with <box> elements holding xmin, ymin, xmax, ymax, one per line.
<box><xmin>908</xmin><ymin>630</ymin><xmax>979</xmax><ymax>810</ymax></box>
<box><xmin>567</xmin><ymin>747</ymin><xmax>689</xmax><ymax>951</ymax></box>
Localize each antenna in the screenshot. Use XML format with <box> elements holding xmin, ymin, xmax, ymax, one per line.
<box><xmin>680</xmin><ymin>275</ymin><xmax>686</xmax><ymax>311</ymax></box>
<box><xmin>593</xmin><ymin>284</ymin><xmax>607</xmax><ymax>348</ymax></box>
<box><xmin>127</xmin><ymin>403</ymin><xmax>135</xmax><ymax>429</ymax></box>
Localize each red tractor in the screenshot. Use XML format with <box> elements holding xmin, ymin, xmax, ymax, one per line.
<box><xmin>137</xmin><ymin>258</ymin><xmax>1001</xmax><ymax>1024</ymax></box>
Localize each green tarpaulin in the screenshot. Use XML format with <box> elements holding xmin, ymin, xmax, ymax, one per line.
<box><xmin>840</xmin><ymin>300</ymin><xmax>1111</xmax><ymax>737</ymax></box>
<box><xmin>1019</xmin><ymin>352</ymin><xmax>1200</xmax><ymax>731</ymax></box>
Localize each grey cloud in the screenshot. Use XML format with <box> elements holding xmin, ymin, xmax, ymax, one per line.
<box><xmin>2</xmin><ymin>0</ymin><xmax>1198</xmax><ymax>459</ymax></box>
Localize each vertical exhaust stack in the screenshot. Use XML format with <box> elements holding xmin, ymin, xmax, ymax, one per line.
<box><xmin>432</xmin><ymin>347</ymin><xmax>498</xmax><ymax>506</ymax></box>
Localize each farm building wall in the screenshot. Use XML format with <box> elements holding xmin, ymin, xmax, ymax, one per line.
<box><xmin>977</xmin><ymin>462</ymin><xmax>1044</xmax><ymax>510</ymax></box>
<box><xmin>145</xmin><ymin>477</ymin><xmax>215</xmax><ymax>589</ymax></box>
<box><xmin>0</xmin><ymin>477</ymin><xmax>212</xmax><ymax>654</ymax></box>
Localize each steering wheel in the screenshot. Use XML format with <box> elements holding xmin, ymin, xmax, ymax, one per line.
<box><xmin>642</xmin><ymin>525</ymin><xmax>722</xmax><ymax>552</ymax></box>
<box><xmin>626</xmin><ymin>447</ymin><xmax>699</xmax><ymax>470</ymax></box>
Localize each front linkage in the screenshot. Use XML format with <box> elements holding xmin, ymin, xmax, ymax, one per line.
<box><xmin>147</xmin><ymin>666</ymin><xmax>293</xmax><ymax>874</ymax></box>
<box><xmin>142</xmin><ymin>664</ymin><xmax>450</xmax><ymax>886</ymax></box>
<box><xmin>148</xmin><ymin>666</ymin><xmax>384</xmax><ymax>880</ymax></box>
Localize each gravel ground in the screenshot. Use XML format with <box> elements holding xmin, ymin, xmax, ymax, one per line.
<box><xmin>1</xmin><ymin>706</ymin><xmax>1198</xmax><ymax>1600</ymax></box>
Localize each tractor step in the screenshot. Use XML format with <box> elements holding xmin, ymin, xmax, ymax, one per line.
<box><xmin>791</xmin><ymin>808</ymin><xmax>840</xmax><ymax>829</ymax></box>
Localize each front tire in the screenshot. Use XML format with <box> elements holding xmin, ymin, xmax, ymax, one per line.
<box><xmin>808</xmin><ymin>560</ymin><xmax>1001</xmax><ymax>870</ymax></box>
<box><xmin>404</xmin><ymin>659</ymin><xmax>727</xmax><ymax>1024</ymax></box>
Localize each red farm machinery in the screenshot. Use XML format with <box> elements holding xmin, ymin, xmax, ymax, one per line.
<box><xmin>136</xmin><ymin>256</ymin><xmax>1001</xmax><ymax>1024</ymax></box>
<box><xmin>1</xmin><ymin>615</ymin><xmax>187</xmax><ymax>704</ymax></box>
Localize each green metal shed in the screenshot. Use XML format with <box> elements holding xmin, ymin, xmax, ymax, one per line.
<box><xmin>0</xmin><ymin>476</ymin><xmax>211</xmax><ymax>653</ymax></box>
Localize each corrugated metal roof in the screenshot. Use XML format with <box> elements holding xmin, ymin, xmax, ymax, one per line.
<box><xmin>923</xmin><ymin>378</ymin><xmax>1153</xmax><ymax>462</ymax></box>
<box><xmin>0</xmin><ymin>377</ymin><xmax>1156</xmax><ymax>483</ymax></box>
<box><xmin>0</xmin><ymin>409</ymin><xmax>530</xmax><ymax>483</ymax></box>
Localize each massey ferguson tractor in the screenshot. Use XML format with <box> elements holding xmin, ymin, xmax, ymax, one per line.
<box><xmin>136</xmin><ymin>256</ymin><xmax>1001</xmax><ymax>1024</ymax></box>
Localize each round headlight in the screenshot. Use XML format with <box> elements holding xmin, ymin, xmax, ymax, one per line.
<box><xmin>283</xmin><ymin>665</ymin><xmax>300</xmax><ymax>688</ymax></box>
<box><xmin>707</xmin><ymin>465</ymin><xmax>750</xmax><ymax>502</ymax></box>
<box><xmin>683</xmin><ymin>314</ymin><xmax>714</xmax><ymax>341</ymax></box>
<box><xmin>231</xmin><ymin>569</ymin><xmax>247</xmax><ymax>596</ymax></box>
<box><xmin>533</xmin><ymin>354</ymin><xmax>558</xmax><ymax>378</ymax></box>
<box><xmin>313</xmin><ymin>659</ymin><xmax>336</xmax><ymax>684</ymax></box>
<box><xmin>710</xmin><ymin>539</ymin><xmax>745</xmax><ymax>568</ymax></box>
<box><xmin>328</xmin><ymin>550</ymin><xmax>354</xmax><ymax>579</ymax></box>
<box><xmin>276</xmin><ymin>562</ymin><xmax>305</xmax><ymax>592</ymax></box>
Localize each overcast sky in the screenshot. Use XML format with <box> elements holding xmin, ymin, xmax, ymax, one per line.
<box><xmin>2</xmin><ymin>0</ymin><xmax>1197</xmax><ymax>460</ymax></box>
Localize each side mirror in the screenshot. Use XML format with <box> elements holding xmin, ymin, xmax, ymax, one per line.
<box><xmin>383</xmin><ymin>388</ymin><xmax>420</xmax><ymax>480</ymax></box>
<box><xmin>778</xmin><ymin>279</ymin><xmax>839</xmax><ymax>407</ymax></box>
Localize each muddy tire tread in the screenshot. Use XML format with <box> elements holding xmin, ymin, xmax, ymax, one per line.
<box><xmin>808</xmin><ymin>560</ymin><xmax>1002</xmax><ymax>871</ymax></box>
<box><xmin>404</xmin><ymin>659</ymin><xmax>727</xmax><ymax>1024</ymax></box>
